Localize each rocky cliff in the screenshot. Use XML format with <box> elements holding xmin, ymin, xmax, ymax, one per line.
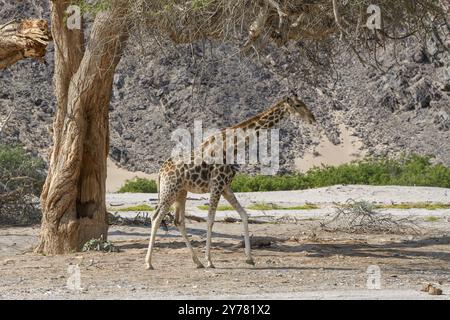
<box><xmin>1</xmin><ymin>2</ymin><xmax>449</xmax><ymax>174</ymax></box>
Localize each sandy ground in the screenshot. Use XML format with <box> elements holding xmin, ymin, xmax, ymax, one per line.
<box><xmin>1</xmin><ymin>185</ymin><xmax>450</xmax><ymax>300</ymax></box>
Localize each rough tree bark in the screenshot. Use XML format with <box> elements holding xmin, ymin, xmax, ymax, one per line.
<box><xmin>35</xmin><ymin>0</ymin><xmax>128</xmax><ymax>254</ymax></box>
<box><xmin>0</xmin><ymin>19</ymin><xmax>51</xmax><ymax>70</ymax></box>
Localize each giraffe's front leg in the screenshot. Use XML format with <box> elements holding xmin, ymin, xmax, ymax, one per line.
<box><xmin>205</xmin><ymin>191</ymin><xmax>221</xmax><ymax>268</ymax></box>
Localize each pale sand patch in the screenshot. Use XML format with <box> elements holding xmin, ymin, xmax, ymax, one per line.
<box><xmin>107</xmin><ymin>185</ymin><xmax>450</xmax><ymax>209</ymax></box>
<box><xmin>296</xmin><ymin>124</ymin><xmax>366</xmax><ymax>172</ymax></box>
<box><xmin>106</xmin><ymin>158</ymin><xmax>157</xmax><ymax>193</ymax></box>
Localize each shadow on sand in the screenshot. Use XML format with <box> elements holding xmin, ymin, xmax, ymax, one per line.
<box><xmin>114</xmin><ymin>225</ymin><xmax>450</xmax><ymax>268</ymax></box>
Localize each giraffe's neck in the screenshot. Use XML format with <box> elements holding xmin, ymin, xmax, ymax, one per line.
<box><xmin>187</xmin><ymin>99</ymin><xmax>288</xmax><ymax>163</ymax></box>
<box><xmin>199</xmin><ymin>99</ymin><xmax>288</xmax><ymax>150</ymax></box>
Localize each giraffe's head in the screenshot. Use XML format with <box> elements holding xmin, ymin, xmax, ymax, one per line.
<box><xmin>284</xmin><ymin>94</ymin><xmax>316</xmax><ymax>125</ymax></box>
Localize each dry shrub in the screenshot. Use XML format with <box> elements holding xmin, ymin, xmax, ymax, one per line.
<box><xmin>320</xmin><ymin>199</ymin><xmax>420</xmax><ymax>234</ymax></box>
<box><xmin>108</xmin><ymin>211</ymin><xmax>172</xmax><ymax>230</ymax></box>
<box><xmin>0</xmin><ymin>144</ymin><xmax>45</xmax><ymax>226</ymax></box>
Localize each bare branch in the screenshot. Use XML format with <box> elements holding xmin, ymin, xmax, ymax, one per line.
<box><xmin>332</xmin><ymin>0</ymin><xmax>348</xmax><ymax>38</ymax></box>
<box><xmin>0</xmin><ymin>108</ymin><xmax>13</xmax><ymax>134</ymax></box>
<box><xmin>267</xmin><ymin>0</ymin><xmax>287</xmax><ymax>30</ymax></box>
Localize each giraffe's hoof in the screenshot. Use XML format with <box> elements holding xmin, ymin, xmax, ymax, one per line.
<box><xmin>246</xmin><ymin>258</ymin><xmax>255</xmax><ymax>266</ymax></box>
<box><xmin>206</xmin><ymin>262</ymin><xmax>215</xmax><ymax>269</ymax></box>
<box><xmin>145</xmin><ymin>263</ymin><xmax>154</xmax><ymax>270</ymax></box>
<box><xmin>196</xmin><ymin>263</ymin><xmax>205</xmax><ymax>269</ymax></box>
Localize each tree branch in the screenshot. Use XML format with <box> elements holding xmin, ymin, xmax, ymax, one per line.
<box><xmin>0</xmin><ymin>108</ymin><xmax>13</xmax><ymax>134</ymax></box>
<box><xmin>332</xmin><ymin>0</ymin><xmax>348</xmax><ymax>38</ymax></box>
<box><xmin>267</xmin><ymin>0</ymin><xmax>287</xmax><ymax>30</ymax></box>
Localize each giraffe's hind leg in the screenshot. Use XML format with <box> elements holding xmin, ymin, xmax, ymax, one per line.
<box><xmin>173</xmin><ymin>190</ymin><xmax>204</xmax><ymax>268</ymax></box>
<box><xmin>222</xmin><ymin>186</ymin><xmax>255</xmax><ymax>265</ymax></box>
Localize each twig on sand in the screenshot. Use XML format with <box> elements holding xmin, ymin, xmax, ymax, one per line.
<box><xmin>185</xmin><ymin>215</ymin><xmax>206</xmax><ymax>222</ymax></box>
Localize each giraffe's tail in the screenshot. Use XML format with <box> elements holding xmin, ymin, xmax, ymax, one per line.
<box><xmin>151</xmin><ymin>174</ymin><xmax>169</xmax><ymax>231</ymax></box>
<box><xmin>150</xmin><ymin>174</ymin><xmax>161</xmax><ymax>220</ymax></box>
<box><xmin>156</xmin><ymin>174</ymin><xmax>160</xmax><ymax>202</ymax></box>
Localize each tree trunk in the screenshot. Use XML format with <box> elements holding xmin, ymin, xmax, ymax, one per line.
<box><xmin>0</xmin><ymin>19</ymin><xmax>51</xmax><ymax>70</ymax></box>
<box><xmin>35</xmin><ymin>0</ymin><xmax>128</xmax><ymax>254</ymax></box>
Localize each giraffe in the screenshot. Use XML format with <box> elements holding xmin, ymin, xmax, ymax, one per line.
<box><xmin>145</xmin><ymin>94</ymin><xmax>316</xmax><ymax>270</ymax></box>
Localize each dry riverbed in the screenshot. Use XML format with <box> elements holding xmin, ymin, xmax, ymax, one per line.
<box><xmin>1</xmin><ymin>185</ymin><xmax>449</xmax><ymax>300</ymax></box>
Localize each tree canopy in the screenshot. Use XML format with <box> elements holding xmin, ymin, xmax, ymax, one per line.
<box><xmin>141</xmin><ymin>0</ymin><xmax>449</xmax><ymax>59</ymax></box>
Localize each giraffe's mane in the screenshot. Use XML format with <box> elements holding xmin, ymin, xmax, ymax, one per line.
<box><xmin>195</xmin><ymin>97</ymin><xmax>287</xmax><ymax>153</ymax></box>
<box><xmin>228</xmin><ymin>98</ymin><xmax>286</xmax><ymax>130</ymax></box>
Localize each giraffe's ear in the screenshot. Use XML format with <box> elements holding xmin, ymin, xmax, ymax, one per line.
<box><xmin>284</xmin><ymin>97</ymin><xmax>292</xmax><ymax>105</ymax></box>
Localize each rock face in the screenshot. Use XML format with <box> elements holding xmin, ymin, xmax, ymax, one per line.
<box><xmin>0</xmin><ymin>3</ymin><xmax>449</xmax><ymax>175</ymax></box>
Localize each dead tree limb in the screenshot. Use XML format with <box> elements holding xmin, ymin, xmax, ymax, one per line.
<box><xmin>0</xmin><ymin>19</ymin><xmax>51</xmax><ymax>70</ymax></box>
